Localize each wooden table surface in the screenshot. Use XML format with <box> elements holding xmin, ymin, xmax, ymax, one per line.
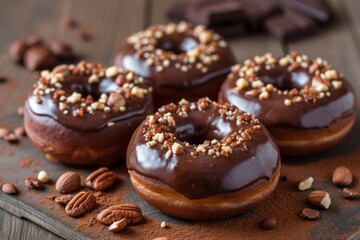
<box><xmin>1</xmin><ymin>0</ymin><xmax>360</xmax><ymax>239</ymax></box>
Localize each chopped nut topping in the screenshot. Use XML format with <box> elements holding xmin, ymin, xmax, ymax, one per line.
<box><xmin>142</xmin><ymin>98</ymin><xmax>261</xmax><ymax>159</ymax></box>
<box><xmin>88</xmin><ymin>74</ymin><xmax>99</xmax><ymax>84</ymax></box>
<box><xmin>126</xmin><ymin>22</ymin><xmax>228</xmax><ymax>75</ymax></box>
<box><xmin>67</xmin><ymin>92</ymin><xmax>82</xmax><ymax>104</ymax></box>
<box><xmin>165</xmin><ymin>149</ymin><xmax>172</xmax><ymax>159</ymax></box>
<box><xmin>259</xmin><ymin>91</ymin><xmax>269</xmax><ymax>100</ymax></box>
<box><xmin>171</xmin><ymin>142</ymin><xmax>183</xmax><ymax>155</ymax></box>
<box><xmin>332</xmin><ymin>80</ymin><xmax>342</xmax><ymax>89</ymax></box>
<box><xmin>284</xmin><ymin>99</ymin><xmax>292</xmax><ymax>107</ymax></box>
<box><xmin>229</xmin><ymin>52</ymin><xmax>345</xmax><ymax>107</ymax></box>
<box><xmin>32</xmin><ymin>62</ymin><xmax>151</xmax><ymax>119</ymax></box>
<box><xmin>105</xmin><ymin>66</ymin><xmax>119</xmax><ymax>78</ymax></box>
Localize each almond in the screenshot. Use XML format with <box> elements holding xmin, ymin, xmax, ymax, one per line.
<box><xmin>298</xmin><ymin>177</ymin><xmax>314</xmax><ymax>191</ymax></box>
<box><xmin>342</xmin><ymin>188</ymin><xmax>360</xmax><ymax>200</ymax></box>
<box><xmin>85</xmin><ymin>167</ymin><xmax>117</xmax><ymax>191</ymax></box>
<box><xmin>306</xmin><ymin>190</ymin><xmax>331</xmax><ymax>209</ymax></box>
<box><xmin>332</xmin><ymin>166</ymin><xmax>353</xmax><ymax>187</ymax></box>
<box><xmin>55</xmin><ymin>171</ymin><xmax>81</xmax><ymax>193</ymax></box>
<box><xmin>109</xmin><ymin>218</ymin><xmax>127</xmax><ymax>233</ymax></box>
<box><xmin>65</xmin><ymin>191</ymin><xmax>96</xmax><ymax>217</ymax></box>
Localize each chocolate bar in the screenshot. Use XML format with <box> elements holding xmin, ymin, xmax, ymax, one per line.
<box><xmin>265</xmin><ymin>10</ymin><xmax>317</xmax><ymax>42</ymax></box>
<box><xmin>281</xmin><ymin>0</ymin><xmax>331</xmax><ymax>23</ymax></box>
<box><xmin>186</xmin><ymin>0</ymin><xmax>247</xmax><ymax>27</ymax></box>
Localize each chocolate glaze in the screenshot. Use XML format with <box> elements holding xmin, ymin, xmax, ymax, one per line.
<box><xmin>115</xmin><ymin>40</ymin><xmax>235</xmax><ymax>89</ymax></box>
<box><xmin>27</xmin><ymin>75</ymin><xmax>153</xmax><ymax>131</ymax></box>
<box><xmin>127</xmin><ymin>104</ymin><xmax>280</xmax><ymax>199</ymax></box>
<box><xmin>219</xmin><ymin>64</ymin><xmax>356</xmax><ymax>128</ymax></box>
<box><xmin>114</xmin><ymin>24</ymin><xmax>236</xmax><ymax>107</ymax></box>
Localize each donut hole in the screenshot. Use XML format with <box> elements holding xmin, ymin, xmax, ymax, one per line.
<box><xmin>175</xmin><ymin>118</ymin><xmax>232</xmax><ymax>145</ymax></box>
<box><xmin>156</xmin><ymin>35</ymin><xmax>198</xmax><ymax>55</ymax></box>
<box><xmin>259</xmin><ymin>68</ymin><xmax>311</xmax><ymax>91</ymax></box>
<box><xmin>64</xmin><ymin>77</ymin><xmax>119</xmax><ymax>99</ymax></box>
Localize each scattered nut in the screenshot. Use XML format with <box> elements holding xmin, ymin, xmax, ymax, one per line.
<box><xmin>85</xmin><ymin>167</ymin><xmax>117</xmax><ymax>191</ymax></box>
<box><xmin>0</xmin><ymin>128</ymin><xmax>9</xmax><ymax>139</ymax></box>
<box><xmin>55</xmin><ymin>171</ymin><xmax>81</xmax><ymax>193</ymax></box>
<box><xmin>343</xmin><ymin>188</ymin><xmax>360</xmax><ymax>200</ymax></box>
<box><xmin>298</xmin><ymin>177</ymin><xmax>314</xmax><ymax>191</ymax></box>
<box><xmin>97</xmin><ymin>204</ymin><xmax>143</xmax><ymax>225</ymax></box>
<box><xmin>332</xmin><ymin>166</ymin><xmax>353</xmax><ymax>187</ymax></box>
<box><xmin>2</xmin><ymin>182</ymin><xmax>19</xmax><ymax>195</ymax></box>
<box><xmin>160</xmin><ymin>221</ymin><xmax>167</xmax><ymax>228</ymax></box>
<box><xmin>306</xmin><ymin>190</ymin><xmax>331</xmax><ymax>209</ymax></box>
<box><xmin>65</xmin><ymin>191</ymin><xmax>96</xmax><ymax>217</ymax></box>
<box><xmin>260</xmin><ymin>218</ymin><xmax>277</xmax><ymax>230</ymax></box>
<box><xmin>54</xmin><ymin>195</ymin><xmax>73</xmax><ymax>206</ymax></box>
<box><xmin>14</xmin><ymin>126</ymin><xmax>26</xmax><ymax>138</ymax></box>
<box><xmin>301</xmin><ymin>208</ymin><xmax>320</xmax><ymax>220</ymax></box>
<box><xmin>109</xmin><ymin>218</ymin><xmax>127</xmax><ymax>233</ymax></box>
<box><xmin>25</xmin><ymin>177</ymin><xmax>45</xmax><ymax>190</ymax></box>
<box><xmin>37</xmin><ymin>170</ymin><xmax>50</xmax><ymax>183</ymax></box>
<box><xmin>3</xmin><ymin>133</ymin><xmax>19</xmax><ymax>143</ymax></box>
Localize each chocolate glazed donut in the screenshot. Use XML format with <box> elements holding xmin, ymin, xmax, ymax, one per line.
<box><xmin>114</xmin><ymin>22</ymin><xmax>236</xmax><ymax>108</ymax></box>
<box><xmin>127</xmin><ymin>98</ymin><xmax>280</xmax><ymax>220</ymax></box>
<box><xmin>24</xmin><ymin>61</ymin><xmax>154</xmax><ymax>166</ymax></box>
<box><xmin>219</xmin><ymin>52</ymin><xmax>356</xmax><ymax>157</ymax></box>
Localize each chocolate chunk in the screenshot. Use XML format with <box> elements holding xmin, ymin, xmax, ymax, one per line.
<box><xmin>24</xmin><ymin>45</ymin><xmax>58</xmax><ymax>71</ymax></box>
<box><xmin>213</xmin><ymin>23</ymin><xmax>247</xmax><ymax>38</ymax></box>
<box><xmin>167</xmin><ymin>2</ymin><xmax>189</xmax><ymax>21</ymax></box>
<box><xmin>186</xmin><ymin>0</ymin><xmax>246</xmax><ymax>27</ymax></box>
<box><xmin>50</xmin><ymin>42</ymin><xmax>75</xmax><ymax>60</ymax></box>
<box><xmin>9</xmin><ymin>40</ymin><xmax>28</xmax><ymax>63</ymax></box>
<box><xmin>265</xmin><ymin>10</ymin><xmax>317</xmax><ymax>42</ymax></box>
<box><xmin>282</xmin><ymin>0</ymin><xmax>331</xmax><ymax>23</ymax></box>
<box><xmin>242</xmin><ymin>0</ymin><xmax>282</xmax><ymax>31</ymax></box>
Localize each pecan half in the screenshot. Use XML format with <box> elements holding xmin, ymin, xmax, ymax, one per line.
<box><xmin>65</xmin><ymin>191</ymin><xmax>96</xmax><ymax>217</ymax></box>
<box><xmin>85</xmin><ymin>167</ymin><xmax>117</xmax><ymax>191</ymax></box>
<box><xmin>97</xmin><ymin>204</ymin><xmax>143</xmax><ymax>225</ymax></box>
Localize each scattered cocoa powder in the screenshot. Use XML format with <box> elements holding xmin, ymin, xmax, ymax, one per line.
<box><xmin>19</xmin><ymin>157</ymin><xmax>34</xmax><ymax>168</ymax></box>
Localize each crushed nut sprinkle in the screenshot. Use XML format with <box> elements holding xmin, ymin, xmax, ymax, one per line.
<box><xmin>142</xmin><ymin>98</ymin><xmax>261</xmax><ymax>159</ymax></box>
<box><xmin>127</xmin><ymin>22</ymin><xmax>228</xmax><ymax>74</ymax></box>
<box><xmin>230</xmin><ymin>52</ymin><xmax>345</xmax><ymax>106</ymax></box>
<box><xmin>32</xmin><ymin>61</ymin><xmax>151</xmax><ymax>118</ymax></box>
